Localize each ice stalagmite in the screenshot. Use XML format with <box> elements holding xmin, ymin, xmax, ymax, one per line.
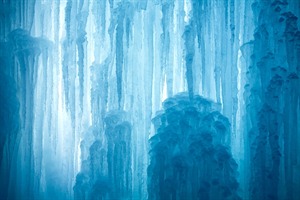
<box><xmin>148</xmin><ymin>93</ymin><xmax>240</xmax><ymax>200</ymax></box>
<box><xmin>74</xmin><ymin>111</ymin><xmax>132</xmax><ymax>200</ymax></box>
<box><xmin>105</xmin><ymin>111</ymin><xmax>132</xmax><ymax>199</ymax></box>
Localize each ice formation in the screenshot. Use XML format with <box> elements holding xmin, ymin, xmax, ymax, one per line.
<box><xmin>0</xmin><ymin>0</ymin><xmax>299</xmax><ymax>200</ymax></box>
<box><xmin>148</xmin><ymin>93</ymin><xmax>240</xmax><ymax>200</ymax></box>
<box><xmin>74</xmin><ymin>111</ymin><xmax>132</xmax><ymax>199</ymax></box>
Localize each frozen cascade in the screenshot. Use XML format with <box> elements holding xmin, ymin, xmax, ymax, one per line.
<box><xmin>0</xmin><ymin>0</ymin><xmax>299</xmax><ymax>200</ymax></box>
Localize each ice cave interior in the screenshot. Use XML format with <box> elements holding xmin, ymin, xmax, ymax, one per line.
<box><xmin>0</xmin><ymin>0</ymin><xmax>300</xmax><ymax>199</ymax></box>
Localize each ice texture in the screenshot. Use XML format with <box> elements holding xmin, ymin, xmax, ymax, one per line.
<box><xmin>0</xmin><ymin>0</ymin><xmax>299</xmax><ymax>200</ymax></box>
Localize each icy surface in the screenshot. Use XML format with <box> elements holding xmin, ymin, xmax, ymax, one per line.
<box><xmin>0</xmin><ymin>0</ymin><xmax>299</xmax><ymax>200</ymax></box>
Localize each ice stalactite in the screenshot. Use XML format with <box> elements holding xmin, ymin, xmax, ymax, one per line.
<box><xmin>63</xmin><ymin>0</ymin><xmax>78</xmax><ymax>125</ymax></box>
<box><xmin>111</xmin><ymin>2</ymin><xmax>135</xmax><ymax>109</ymax></box>
<box><xmin>115</xmin><ymin>3</ymin><xmax>125</xmax><ymax>109</ymax></box>
<box><xmin>91</xmin><ymin>0</ymin><xmax>109</xmax><ymax>135</ymax></box>
<box><xmin>91</xmin><ymin>0</ymin><xmax>106</xmax><ymax>64</ymax></box>
<box><xmin>183</xmin><ymin>24</ymin><xmax>195</xmax><ymax>100</ymax></box>
<box><xmin>76</xmin><ymin>0</ymin><xmax>89</xmax><ymax>111</ymax></box>
<box><xmin>229</xmin><ymin>0</ymin><xmax>239</xmax><ymax>135</ymax></box>
<box><xmin>63</xmin><ymin>0</ymin><xmax>72</xmax><ymax>111</ymax></box>
<box><xmin>62</xmin><ymin>1</ymin><xmax>83</xmax><ymax>196</ymax></box>
<box><xmin>187</xmin><ymin>0</ymin><xmax>241</xmax><ymax>143</ymax></box>
<box><xmin>190</xmin><ymin>0</ymin><xmax>205</xmax><ymax>95</ymax></box>
<box><xmin>160</xmin><ymin>1</ymin><xmax>174</xmax><ymax>97</ymax></box>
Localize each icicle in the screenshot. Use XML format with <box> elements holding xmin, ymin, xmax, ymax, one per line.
<box><xmin>125</xmin><ymin>4</ymin><xmax>134</xmax><ymax>48</ymax></box>
<box><xmin>115</xmin><ymin>4</ymin><xmax>125</xmax><ymax>109</ymax></box>
<box><xmin>230</xmin><ymin>0</ymin><xmax>239</xmax><ymax>136</ymax></box>
<box><xmin>76</xmin><ymin>1</ymin><xmax>89</xmax><ymax>110</ymax></box>
<box><xmin>191</xmin><ymin>0</ymin><xmax>208</xmax><ymax>96</ymax></box>
<box><xmin>92</xmin><ymin>0</ymin><xmax>105</xmax><ymax>64</ymax></box>
<box><xmin>108</xmin><ymin>0</ymin><xmax>116</xmax><ymax>50</ymax></box>
<box><xmin>62</xmin><ymin>0</ymin><xmax>72</xmax><ymax>110</ymax></box>
<box><xmin>160</xmin><ymin>1</ymin><xmax>174</xmax><ymax>97</ymax></box>
<box><xmin>183</xmin><ymin>24</ymin><xmax>195</xmax><ymax>100</ymax></box>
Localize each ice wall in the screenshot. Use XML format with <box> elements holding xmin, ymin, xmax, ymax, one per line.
<box><xmin>0</xmin><ymin>0</ymin><xmax>299</xmax><ymax>200</ymax></box>
<box><xmin>0</xmin><ymin>30</ymin><xmax>20</xmax><ymax>200</ymax></box>
<box><xmin>241</xmin><ymin>1</ymin><xmax>300</xmax><ymax>199</ymax></box>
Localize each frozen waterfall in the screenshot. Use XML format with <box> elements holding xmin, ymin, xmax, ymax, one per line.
<box><xmin>0</xmin><ymin>0</ymin><xmax>299</xmax><ymax>200</ymax></box>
